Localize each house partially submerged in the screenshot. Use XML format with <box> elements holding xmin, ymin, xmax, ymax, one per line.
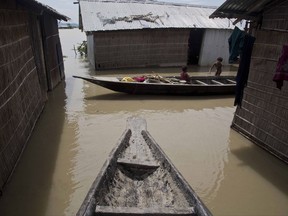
<box><xmin>210</xmin><ymin>0</ymin><xmax>288</xmax><ymax>163</ymax></box>
<box><xmin>0</xmin><ymin>0</ymin><xmax>68</xmax><ymax>193</ymax></box>
<box><xmin>78</xmin><ymin>0</ymin><xmax>243</xmax><ymax>70</ymax></box>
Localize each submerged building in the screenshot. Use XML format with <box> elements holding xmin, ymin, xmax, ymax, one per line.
<box><xmin>0</xmin><ymin>0</ymin><xmax>68</xmax><ymax>193</ymax></box>
<box><xmin>210</xmin><ymin>0</ymin><xmax>288</xmax><ymax>163</ymax></box>
<box><xmin>78</xmin><ymin>0</ymin><xmax>243</xmax><ymax>70</ymax></box>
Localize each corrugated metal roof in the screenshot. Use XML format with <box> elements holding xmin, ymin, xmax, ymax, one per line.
<box><xmin>79</xmin><ymin>1</ymin><xmax>238</xmax><ymax>32</ymax></box>
<box><xmin>209</xmin><ymin>0</ymin><xmax>277</xmax><ymax>20</ymax></box>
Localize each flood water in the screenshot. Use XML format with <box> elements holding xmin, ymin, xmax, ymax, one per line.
<box><xmin>0</xmin><ymin>29</ymin><xmax>287</xmax><ymax>216</ymax></box>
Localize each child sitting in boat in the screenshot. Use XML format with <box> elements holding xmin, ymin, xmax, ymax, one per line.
<box><xmin>180</xmin><ymin>66</ymin><xmax>191</xmax><ymax>83</ymax></box>
<box><xmin>209</xmin><ymin>57</ymin><xmax>223</xmax><ymax>76</ymax></box>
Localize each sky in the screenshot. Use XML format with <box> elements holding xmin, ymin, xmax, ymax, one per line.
<box><xmin>37</xmin><ymin>0</ymin><xmax>226</xmax><ymax>23</ymax></box>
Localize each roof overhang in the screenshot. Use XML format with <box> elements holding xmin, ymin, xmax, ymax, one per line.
<box><xmin>17</xmin><ymin>0</ymin><xmax>69</xmax><ymax>21</ymax></box>
<box><xmin>209</xmin><ymin>0</ymin><xmax>281</xmax><ymax>23</ymax></box>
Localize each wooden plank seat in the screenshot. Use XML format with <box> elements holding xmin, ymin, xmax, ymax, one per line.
<box><xmin>211</xmin><ymin>80</ymin><xmax>224</xmax><ymax>85</ymax></box>
<box><xmin>194</xmin><ymin>80</ymin><xmax>208</xmax><ymax>85</ymax></box>
<box><xmin>95</xmin><ymin>205</ymin><xmax>196</xmax><ymax>216</ymax></box>
<box><xmin>227</xmin><ymin>79</ymin><xmax>236</xmax><ymax>84</ymax></box>
<box><xmin>117</xmin><ymin>158</ymin><xmax>160</xmax><ymax>179</ymax></box>
<box><xmin>117</xmin><ymin>158</ymin><xmax>159</xmax><ymax>170</ymax></box>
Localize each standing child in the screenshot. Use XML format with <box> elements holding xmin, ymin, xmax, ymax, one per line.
<box><xmin>209</xmin><ymin>57</ymin><xmax>223</xmax><ymax>76</ymax></box>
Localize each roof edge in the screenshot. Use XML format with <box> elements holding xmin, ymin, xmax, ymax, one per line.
<box><xmin>17</xmin><ymin>0</ymin><xmax>70</xmax><ymax>21</ymax></box>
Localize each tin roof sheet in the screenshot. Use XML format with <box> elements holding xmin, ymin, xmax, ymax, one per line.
<box><xmin>209</xmin><ymin>0</ymin><xmax>275</xmax><ymax>20</ymax></box>
<box><xmin>79</xmin><ymin>1</ymin><xmax>237</xmax><ymax>32</ymax></box>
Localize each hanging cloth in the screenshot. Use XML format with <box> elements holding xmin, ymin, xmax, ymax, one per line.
<box><xmin>234</xmin><ymin>34</ymin><xmax>256</xmax><ymax>107</ymax></box>
<box><xmin>273</xmin><ymin>44</ymin><xmax>288</xmax><ymax>90</ymax></box>
<box><xmin>228</xmin><ymin>26</ymin><xmax>245</xmax><ymax>64</ymax></box>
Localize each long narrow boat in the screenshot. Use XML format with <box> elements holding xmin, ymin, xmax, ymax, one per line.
<box><xmin>73</xmin><ymin>75</ymin><xmax>236</xmax><ymax>95</ymax></box>
<box><xmin>77</xmin><ymin>116</ymin><xmax>212</xmax><ymax>216</ymax></box>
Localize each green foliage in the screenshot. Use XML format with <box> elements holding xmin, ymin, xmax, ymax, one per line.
<box><xmin>76</xmin><ymin>41</ymin><xmax>87</xmax><ymax>56</ymax></box>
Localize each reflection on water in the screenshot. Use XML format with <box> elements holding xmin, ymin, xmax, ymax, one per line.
<box><xmin>0</xmin><ymin>29</ymin><xmax>287</xmax><ymax>216</ymax></box>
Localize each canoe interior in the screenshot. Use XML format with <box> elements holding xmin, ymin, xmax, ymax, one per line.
<box><xmin>73</xmin><ymin>75</ymin><xmax>236</xmax><ymax>96</ymax></box>
<box><xmin>100</xmin><ymin>76</ymin><xmax>236</xmax><ymax>85</ymax></box>
<box><xmin>77</xmin><ymin>117</ymin><xmax>212</xmax><ymax>216</ymax></box>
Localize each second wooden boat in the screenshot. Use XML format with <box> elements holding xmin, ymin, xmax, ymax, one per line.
<box><xmin>77</xmin><ymin>116</ymin><xmax>212</xmax><ymax>216</ymax></box>
<box><xmin>73</xmin><ymin>75</ymin><xmax>236</xmax><ymax>95</ymax></box>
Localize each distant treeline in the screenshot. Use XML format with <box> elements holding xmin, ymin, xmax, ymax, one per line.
<box><xmin>58</xmin><ymin>22</ymin><xmax>79</xmax><ymax>29</ymax></box>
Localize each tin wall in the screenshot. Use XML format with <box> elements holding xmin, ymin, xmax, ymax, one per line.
<box><xmin>199</xmin><ymin>29</ymin><xmax>232</xmax><ymax>66</ymax></box>
<box><xmin>87</xmin><ymin>33</ymin><xmax>95</xmax><ymax>69</ymax></box>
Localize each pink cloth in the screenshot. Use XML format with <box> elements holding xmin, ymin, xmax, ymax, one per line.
<box><xmin>133</xmin><ymin>76</ymin><xmax>146</xmax><ymax>82</ymax></box>
<box><xmin>273</xmin><ymin>44</ymin><xmax>288</xmax><ymax>89</ymax></box>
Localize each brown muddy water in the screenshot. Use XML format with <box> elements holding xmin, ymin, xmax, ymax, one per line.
<box><xmin>0</xmin><ymin>29</ymin><xmax>287</xmax><ymax>216</ymax></box>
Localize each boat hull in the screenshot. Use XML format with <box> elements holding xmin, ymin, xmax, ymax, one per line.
<box><xmin>77</xmin><ymin>117</ymin><xmax>212</xmax><ymax>216</ymax></box>
<box><xmin>73</xmin><ymin>76</ymin><xmax>235</xmax><ymax>95</ymax></box>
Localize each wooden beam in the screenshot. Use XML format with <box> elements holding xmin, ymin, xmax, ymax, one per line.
<box><xmin>117</xmin><ymin>158</ymin><xmax>159</xmax><ymax>169</ymax></box>
<box><xmin>95</xmin><ymin>206</ymin><xmax>196</xmax><ymax>215</ymax></box>
<box><xmin>195</xmin><ymin>80</ymin><xmax>208</xmax><ymax>85</ymax></box>
<box><xmin>211</xmin><ymin>80</ymin><xmax>224</xmax><ymax>85</ymax></box>
<box><xmin>227</xmin><ymin>79</ymin><xmax>236</xmax><ymax>84</ymax></box>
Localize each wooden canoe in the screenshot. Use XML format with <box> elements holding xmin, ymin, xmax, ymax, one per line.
<box><xmin>73</xmin><ymin>75</ymin><xmax>236</xmax><ymax>95</ymax></box>
<box><xmin>77</xmin><ymin>116</ymin><xmax>212</xmax><ymax>216</ymax></box>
